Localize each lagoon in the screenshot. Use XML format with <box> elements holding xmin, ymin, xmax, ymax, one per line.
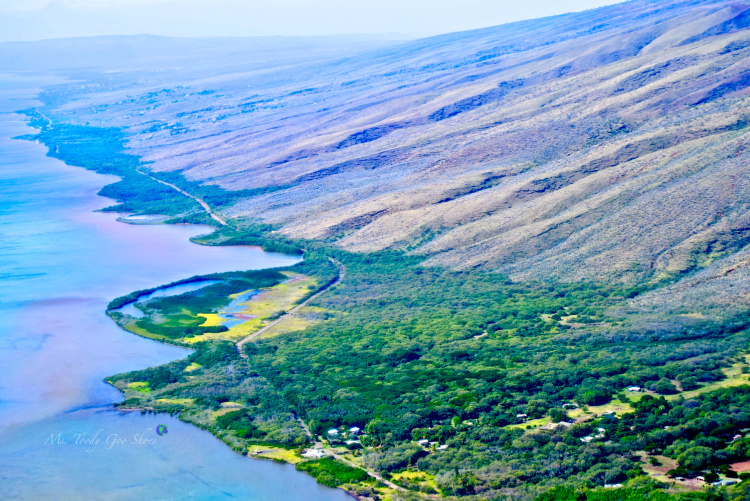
<box><xmin>0</xmin><ymin>78</ymin><xmax>350</xmax><ymax>500</ymax></box>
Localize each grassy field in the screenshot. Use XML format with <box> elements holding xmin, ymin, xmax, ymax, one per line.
<box><xmin>127</xmin><ymin>381</ymin><xmax>150</xmax><ymax>393</ymax></box>
<box><xmin>664</xmin><ymin>354</ymin><xmax>750</xmax><ymax>401</ymax></box>
<box><xmin>184</xmin><ymin>273</ymin><xmax>317</xmax><ymax>343</ymax></box>
<box><xmin>391</xmin><ymin>470</ymin><xmax>440</xmax><ymax>494</ymax></box>
<box><xmin>248</xmin><ymin>446</ymin><xmax>302</xmax><ymax>464</ymax></box>
<box><xmin>109</xmin><ymin>271</ymin><xmax>317</xmax><ymax>345</ymax></box>
<box><xmin>254</xmin><ymin>306</ymin><xmax>330</xmax><ymax>340</ymax></box>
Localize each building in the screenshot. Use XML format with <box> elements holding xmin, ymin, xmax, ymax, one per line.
<box><xmin>627</xmin><ymin>386</ymin><xmax>641</xmax><ymax>392</ymax></box>
<box><xmin>711</xmin><ymin>479</ymin><xmax>739</xmax><ymax>487</ymax></box>
<box><xmin>327</xmin><ymin>429</ymin><xmax>339</xmax><ymax>437</ymax></box>
<box><xmin>349</xmin><ymin>427</ymin><xmax>361</xmax><ymax>435</ymax></box>
<box><xmin>302</xmin><ymin>449</ymin><xmax>326</xmax><ymax>458</ymax></box>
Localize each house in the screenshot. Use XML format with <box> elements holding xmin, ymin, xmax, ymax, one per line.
<box><xmin>345</xmin><ymin>440</ymin><xmax>360</xmax><ymax>446</ymax></box>
<box><xmin>543</xmin><ymin>421</ymin><xmax>573</xmax><ymax>431</ymax></box>
<box><xmin>711</xmin><ymin>479</ymin><xmax>738</xmax><ymax>487</ymax></box>
<box><xmin>327</xmin><ymin>429</ymin><xmax>339</xmax><ymax>437</ymax></box>
<box><xmin>302</xmin><ymin>449</ymin><xmax>326</xmax><ymax>458</ymax></box>
<box><xmin>516</xmin><ymin>413</ymin><xmax>528</xmax><ymax>419</ymax></box>
<box><xmin>604</xmin><ymin>484</ymin><xmax>623</xmax><ymax>489</ymax></box>
<box><xmin>732</xmin><ymin>434</ymin><xmax>743</xmax><ymax>441</ymax></box>
<box><xmin>580</xmin><ymin>436</ymin><xmax>594</xmax><ymax>443</ymax></box>
<box><xmin>437</xmin><ymin>444</ymin><xmax>449</xmax><ymax>450</ymax></box>
<box><xmin>417</xmin><ymin>439</ymin><xmax>429</xmax><ymax>446</ymax></box>
<box><xmin>627</xmin><ymin>386</ymin><xmax>641</xmax><ymax>392</ymax></box>
<box><xmin>349</xmin><ymin>427</ymin><xmax>361</xmax><ymax>435</ymax></box>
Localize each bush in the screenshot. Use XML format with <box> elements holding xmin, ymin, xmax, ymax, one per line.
<box><xmin>296</xmin><ymin>458</ymin><xmax>371</xmax><ymax>487</ymax></box>
<box><xmin>650</xmin><ymin>378</ymin><xmax>678</xmax><ymax>395</ymax></box>
<box><xmin>703</xmin><ymin>472</ymin><xmax>719</xmax><ymax>483</ymax></box>
<box><xmin>677</xmin><ymin>446</ymin><xmax>714</xmax><ymax>472</ymax></box>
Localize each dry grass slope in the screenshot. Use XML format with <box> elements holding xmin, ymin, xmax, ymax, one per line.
<box><xmin>32</xmin><ymin>0</ymin><xmax>750</xmax><ymax>313</ymax></box>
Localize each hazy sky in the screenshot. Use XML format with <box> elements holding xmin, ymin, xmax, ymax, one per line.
<box><xmin>0</xmin><ymin>0</ymin><xmax>625</xmax><ymax>42</ymax></box>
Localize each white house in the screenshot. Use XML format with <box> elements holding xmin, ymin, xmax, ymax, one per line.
<box><xmin>712</xmin><ymin>479</ymin><xmax>739</xmax><ymax>487</ymax></box>
<box><xmin>302</xmin><ymin>449</ymin><xmax>326</xmax><ymax>458</ymax></box>
<box><xmin>349</xmin><ymin>427</ymin><xmax>361</xmax><ymax>435</ymax></box>
<box><xmin>627</xmin><ymin>386</ymin><xmax>641</xmax><ymax>392</ymax></box>
<box><xmin>417</xmin><ymin>439</ymin><xmax>429</xmax><ymax>446</ymax></box>
<box><xmin>327</xmin><ymin>429</ymin><xmax>339</xmax><ymax>436</ymax></box>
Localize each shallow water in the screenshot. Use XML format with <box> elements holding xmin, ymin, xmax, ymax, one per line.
<box><xmin>114</xmin><ymin>280</ymin><xmax>223</xmax><ymax>318</ymax></box>
<box><xmin>0</xmin><ymin>79</ymin><xmax>350</xmax><ymax>500</ymax></box>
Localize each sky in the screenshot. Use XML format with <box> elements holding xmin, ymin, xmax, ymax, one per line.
<box><xmin>0</xmin><ymin>0</ymin><xmax>625</xmax><ymax>42</ymax></box>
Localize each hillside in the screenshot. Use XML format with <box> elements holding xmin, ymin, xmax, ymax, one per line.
<box><xmin>8</xmin><ymin>1</ymin><xmax>750</xmax><ymax>499</ymax></box>
<box><xmin>25</xmin><ymin>0</ymin><xmax>750</xmax><ymax>293</ymax></box>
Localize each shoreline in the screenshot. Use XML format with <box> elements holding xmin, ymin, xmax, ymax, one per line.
<box><xmin>102</xmin><ymin>252</ymin><xmax>376</xmax><ymax>498</ymax></box>
<box><xmin>13</xmin><ymin>105</ymin><xmax>361</xmax><ymax>499</ymax></box>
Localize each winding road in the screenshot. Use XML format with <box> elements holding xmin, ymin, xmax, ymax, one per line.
<box><xmin>236</xmin><ymin>257</ymin><xmax>345</xmax><ymax>357</ymax></box>
<box><xmin>136</xmin><ymin>169</ymin><xmax>228</xmax><ymax>226</ymax></box>
<box><xmin>125</xmin><ymin>163</ymin><xmax>396</xmax><ymax>492</ymax></box>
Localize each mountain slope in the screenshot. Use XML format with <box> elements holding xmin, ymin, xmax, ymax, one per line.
<box><xmin>29</xmin><ymin>0</ymin><xmax>750</xmax><ymax>295</ymax></box>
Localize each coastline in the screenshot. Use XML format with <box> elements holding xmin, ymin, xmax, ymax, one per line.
<box><xmin>14</xmin><ymin>106</ymin><xmax>369</xmax><ymax>499</ymax></box>
<box><xmin>21</xmin><ymin>93</ymin><xmax>750</xmax><ymax>501</ymax></box>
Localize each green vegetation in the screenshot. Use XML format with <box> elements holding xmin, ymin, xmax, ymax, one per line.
<box><xmin>30</xmin><ymin>115</ymin><xmax>750</xmax><ymax>500</ymax></box>
<box><xmin>18</xmin><ymin>109</ymin><xmax>275</xmax><ymax>225</ymax></box>
<box><xmin>107</xmin><ymin>260</ymin><xmax>337</xmax><ymax>344</ymax></box>
<box><xmin>191</xmin><ymin>220</ymin><xmax>304</xmax><ymax>256</ymax></box>
<box><xmin>534</xmin><ymin>481</ymin><xmax>750</xmax><ymax>500</ymax></box>
<box><xmin>19</xmin><ymin>112</ymin><xmax>200</xmax><ymax>217</ymax></box>
<box><xmin>110</xmin><ymin>234</ymin><xmax>750</xmax><ymax>499</ymax></box>
<box><xmin>295</xmin><ymin>458</ymin><xmax>372</xmax><ymax>488</ymax></box>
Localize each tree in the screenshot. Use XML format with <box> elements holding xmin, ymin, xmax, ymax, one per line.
<box><xmin>549</xmin><ymin>408</ymin><xmax>569</xmax><ymax>423</ymax></box>
<box><xmin>534</xmin><ymin>486</ymin><xmax>584</xmax><ymax>501</ymax></box>
<box><xmin>677</xmin><ymin>446</ymin><xmax>715</xmax><ymax>471</ymax></box>
<box><xmin>703</xmin><ymin>471</ymin><xmax>719</xmax><ymax>483</ymax></box>
<box><xmin>650</xmin><ymin>378</ymin><xmax>678</xmax><ymax>395</ymax></box>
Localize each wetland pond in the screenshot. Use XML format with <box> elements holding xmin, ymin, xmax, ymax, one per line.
<box><xmin>0</xmin><ymin>78</ymin><xmax>351</xmax><ymax>500</ymax></box>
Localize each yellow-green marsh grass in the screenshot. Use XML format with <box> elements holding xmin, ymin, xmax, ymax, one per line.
<box><xmin>248</xmin><ymin>446</ymin><xmax>302</xmax><ymax>464</ymax></box>
<box><xmin>156</xmin><ymin>398</ymin><xmax>194</xmax><ymax>406</ymax></box>
<box><xmin>184</xmin><ymin>273</ymin><xmax>317</xmax><ymax>343</ymax></box>
<box><xmin>128</xmin><ymin>381</ymin><xmax>150</xmax><ymax>393</ymax></box>
<box><xmin>390</xmin><ymin>470</ymin><xmax>439</xmax><ymax>492</ymax></box>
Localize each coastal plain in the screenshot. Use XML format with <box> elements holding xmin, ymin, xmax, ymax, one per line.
<box><xmin>6</xmin><ymin>0</ymin><xmax>750</xmax><ymax>500</ymax></box>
